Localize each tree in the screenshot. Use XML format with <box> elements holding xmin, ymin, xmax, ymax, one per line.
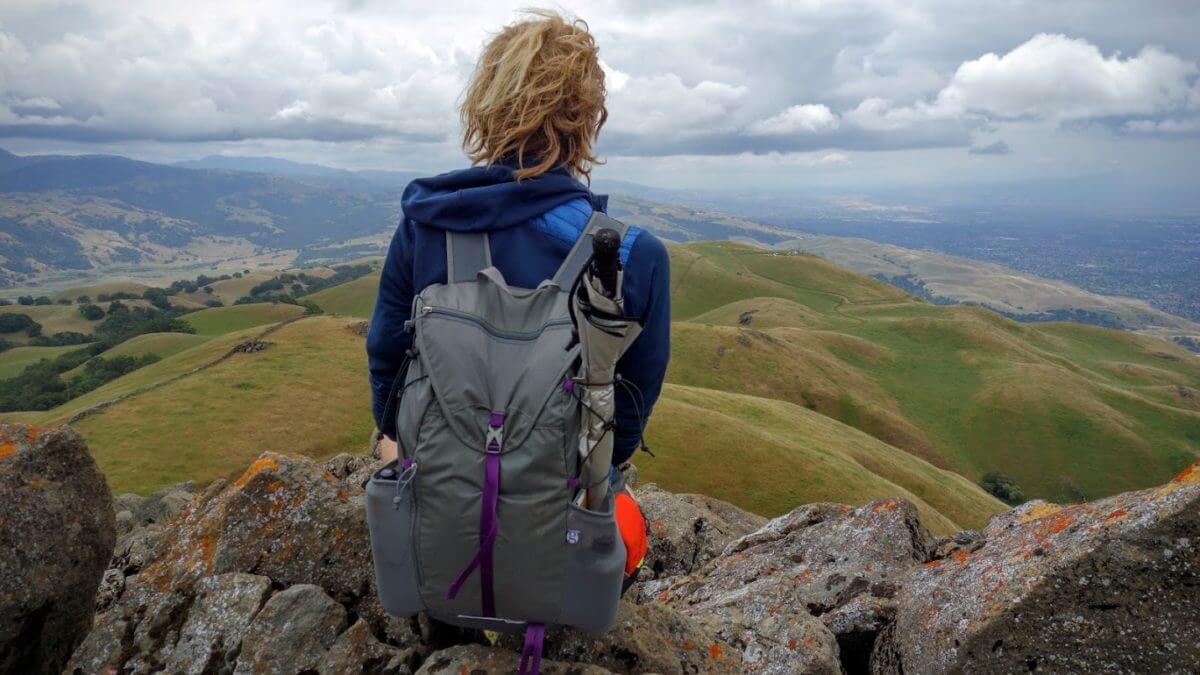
<box><xmin>979</xmin><ymin>472</ymin><xmax>1026</xmax><ymax>506</ymax></box>
<box><xmin>79</xmin><ymin>304</ymin><xmax>105</xmax><ymax>321</ymax></box>
<box><xmin>107</xmin><ymin>300</ymin><xmax>129</xmax><ymax>315</ymax></box>
<box><xmin>56</xmin><ymin>297</ymin><xmax>72</xmax><ymax>305</ymax></box>
<box><xmin>0</xmin><ymin>299</ymin><xmax>11</xmax><ymax>306</ymax></box>
<box><xmin>0</xmin><ymin>313</ymin><xmax>35</xmax><ymax>334</ymax></box>
<box><xmin>33</xmin><ymin>296</ymin><xmax>53</xmax><ymax>305</ymax></box>
<box><xmin>17</xmin><ymin>296</ymin><xmax>33</xmax><ymax>306</ymax></box>
<box><xmin>76</xmin><ymin>295</ymin><xmax>91</xmax><ymax>304</ymax></box>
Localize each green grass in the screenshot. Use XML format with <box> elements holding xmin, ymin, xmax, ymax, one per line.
<box><xmin>663</xmin><ymin>243</ymin><xmax>1200</xmax><ymax>503</ymax></box>
<box><xmin>642</xmin><ymin>384</ymin><xmax>1005</xmax><ymax>533</ymax></box>
<box><xmin>0</xmin><ymin>344</ymin><xmax>87</xmax><ymax>379</ymax></box>
<box><xmin>17</xmin><ymin>240</ymin><xmax>1198</xmax><ymax>528</ymax></box>
<box><xmin>68</xmin><ymin>317</ymin><xmax>374</xmax><ymax>494</ymax></box>
<box><xmin>182</xmin><ymin>302</ymin><xmax>305</xmax><ymax>336</ymax></box>
<box><xmin>301</xmin><ymin>271</ymin><xmax>380</xmax><ymax>318</ymax></box>
<box><xmin>0</xmin><ymin>303</ymin><xmax>98</xmax><ymax>341</ymax></box>
<box><xmin>61</xmin><ymin>332</ymin><xmax>210</xmax><ymax>378</ymax></box>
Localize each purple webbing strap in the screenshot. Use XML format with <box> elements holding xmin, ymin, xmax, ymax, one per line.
<box><xmin>518</xmin><ymin>623</ymin><xmax>545</xmax><ymax>675</ymax></box>
<box><xmin>445</xmin><ymin>412</ymin><xmax>504</xmax><ymax>617</ymax></box>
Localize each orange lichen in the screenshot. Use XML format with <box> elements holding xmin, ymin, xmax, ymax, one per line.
<box><xmin>787</xmin><ymin>639</ymin><xmax>798</xmax><ymax>650</ymax></box>
<box><xmin>682</xmin><ymin>640</ymin><xmax>695</xmax><ymax>651</ymax></box>
<box><xmin>709</xmin><ymin>644</ymin><xmax>723</xmax><ymax>660</ymax></box>
<box><xmin>1172</xmin><ymin>461</ymin><xmax>1200</xmax><ymax>485</ymax></box>
<box><xmin>924</xmin><ymin>559</ymin><xmax>943</xmax><ymax>568</ymax></box>
<box><xmin>1018</xmin><ymin>502</ymin><xmax>1064</xmax><ymax>524</ymax></box>
<box><xmin>234</xmin><ymin>455</ymin><xmax>280</xmax><ymax>488</ymax></box>
<box><xmin>1104</xmin><ymin>508</ymin><xmax>1128</xmax><ymax>523</ymax></box>
<box><xmin>950</xmin><ymin>549</ymin><xmax>971</xmax><ymax>566</ymax></box>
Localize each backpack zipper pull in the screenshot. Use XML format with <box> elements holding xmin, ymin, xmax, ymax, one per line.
<box><xmin>393</xmin><ymin>458</ymin><xmax>418</xmax><ymax>508</ymax></box>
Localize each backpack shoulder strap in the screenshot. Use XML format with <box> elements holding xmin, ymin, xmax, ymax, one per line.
<box><xmin>551</xmin><ymin>211</ymin><xmax>629</xmax><ymax>288</ymax></box>
<box><xmin>446</xmin><ymin>231</ymin><xmax>492</xmax><ymax>283</ymax></box>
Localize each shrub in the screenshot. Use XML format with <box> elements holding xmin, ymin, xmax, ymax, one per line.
<box><xmin>0</xmin><ymin>299</ymin><xmax>11</xmax><ymax>307</ymax></box>
<box><xmin>204</xmin><ymin>299</ymin><xmax>224</xmax><ymax>308</ymax></box>
<box><xmin>33</xmin><ymin>296</ymin><xmax>53</xmax><ymax>305</ymax></box>
<box><xmin>79</xmin><ymin>304</ymin><xmax>105</xmax><ymax>321</ymax></box>
<box><xmin>17</xmin><ymin>296</ymin><xmax>34</xmax><ymax>306</ymax></box>
<box><xmin>30</xmin><ymin>332</ymin><xmax>95</xmax><ymax>347</ymax></box>
<box><xmin>56</xmin><ymin>298</ymin><xmax>72</xmax><ymax>305</ymax></box>
<box><xmin>979</xmin><ymin>472</ymin><xmax>1026</xmax><ymax>505</ymax></box>
<box><xmin>76</xmin><ymin>295</ymin><xmax>91</xmax><ymax>304</ymax></box>
<box><xmin>0</xmin><ymin>313</ymin><xmax>35</xmax><ymax>334</ymax></box>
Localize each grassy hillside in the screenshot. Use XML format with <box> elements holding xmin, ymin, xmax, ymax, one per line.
<box><xmin>61</xmin><ymin>332</ymin><xmax>209</xmax><ymax>378</ymax></box>
<box><xmin>301</xmin><ymin>271</ymin><xmax>379</xmax><ymax>318</ymax></box>
<box><xmin>19</xmin><ymin>317</ymin><xmax>373</xmax><ymax>493</ymax></box>
<box><xmin>182</xmin><ymin>302</ymin><xmax>305</xmax><ymax>336</ymax></box>
<box><xmin>0</xmin><ymin>344</ymin><xmax>85</xmax><ymax>379</ymax></box>
<box><xmin>667</xmin><ymin>242</ymin><xmax>1200</xmax><ymax>502</ymax></box>
<box><xmin>9</xmin><ymin>240</ymin><xmax>1196</xmax><ymax>530</ymax></box>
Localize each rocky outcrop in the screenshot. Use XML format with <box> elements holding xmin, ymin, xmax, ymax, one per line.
<box><xmin>67</xmin><ymin>451</ymin><xmax>419</xmax><ymax>674</ymax></box>
<box><xmin>636</xmin><ymin>483</ymin><xmax>767</xmax><ymax>580</ymax></box>
<box><xmin>872</xmin><ymin>463</ymin><xmax>1200</xmax><ymax>674</ymax></box>
<box><xmin>0</xmin><ymin>423</ymin><xmax>115</xmax><ymax>675</ymax></box>
<box><xmin>37</xmin><ymin>421</ymin><xmax>1199</xmax><ymax>675</ymax></box>
<box><xmin>654</xmin><ymin>499</ymin><xmax>933</xmax><ymax>673</ymax></box>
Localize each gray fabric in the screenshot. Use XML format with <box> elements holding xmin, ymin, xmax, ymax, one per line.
<box><xmin>446</xmin><ymin>231</ymin><xmax>492</xmax><ymax>283</ymax></box>
<box><xmin>366</xmin><ymin>212</ymin><xmax>637</xmax><ymax>633</ymax></box>
<box><xmin>366</xmin><ymin>472</ymin><xmax>422</xmax><ymax>617</ymax></box>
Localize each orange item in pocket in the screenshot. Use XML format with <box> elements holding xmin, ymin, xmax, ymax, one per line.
<box><xmin>614</xmin><ymin>490</ymin><xmax>648</xmax><ymax>576</ymax></box>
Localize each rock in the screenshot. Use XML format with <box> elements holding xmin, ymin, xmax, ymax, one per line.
<box><xmin>320</xmin><ymin>619</ymin><xmax>415</xmax><ymax>675</ymax></box>
<box><xmin>636</xmin><ymin>482</ymin><xmax>767</xmax><ymax>580</ymax></box>
<box><xmin>416</xmin><ymin>644</ymin><xmax>613</xmax><ymax>674</ymax></box>
<box><xmin>530</xmin><ymin>597</ymin><xmax>746</xmax><ymax>674</ymax></box>
<box><xmin>0</xmin><ymin>423</ymin><xmax>115</xmax><ymax>675</ymax></box>
<box><xmin>662</xmin><ymin>498</ymin><xmax>934</xmax><ymax>673</ymax></box>
<box><xmin>109</xmin><ymin>482</ymin><xmax>197</xmax><ymax>575</ymax></box>
<box><xmin>137</xmin><ymin>452</ymin><xmax>372</xmax><ymax>605</ymax></box>
<box><xmin>873</xmin><ymin>463</ymin><xmax>1200</xmax><ymax>674</ymax></box>
<box><xmin>161</xmin><ymin>573</ymin><xmax>273</xmax><ymax>674</ymax></box>
<box><xmin>325</xmin><ymin>451</ymin><xmax>383</xmax><ymax>489</ymax></box>
<box><xmin>68</xmin><ymin>452</ymin><xmax>416</xmax><ymax>673</ymax></box>
<box><xmin>235</xmin><ymin>584</ymin><xmax>348</xmax><ymax>674</ymax></box>
<box><xmin>94</xmin><ymin>568</ymin><xmax>126</xmax><ymax>612</ymax></box>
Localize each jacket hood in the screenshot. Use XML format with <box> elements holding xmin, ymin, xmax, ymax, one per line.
<box><xmin>401</xmin><ymin>163</ymin><xmax>597</xmax><ymax>232</ymax></box>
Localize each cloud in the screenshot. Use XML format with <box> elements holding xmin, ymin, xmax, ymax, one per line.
<box><xmin>1123</xmin><ymin>117</ymin><xmax>1200</xmax><ymax>134</ymax></box>
<box><xmin>935</xmin><ymin>34</ymin><xmax>1198</xmax><ymax>121</ymax></box>
<box><xmin>748</xmin><ymin>104</ymin><xmax>839</xmax><ymax>135</ymax></box>
<box><xmin>968</xmin><ymin>140</ymin><xmax>1011</xmax><ymax>155</ymax></box>
<box><xmin>0</xmin><ymin>0</ymin><xmax>1197</xmax><ymax>182</ymax></box>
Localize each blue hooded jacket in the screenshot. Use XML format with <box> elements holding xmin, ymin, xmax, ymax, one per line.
<box><xmin>366</xmin><ymin>163</ymin><xmax>671</xmax><ymax>465</ymax></box>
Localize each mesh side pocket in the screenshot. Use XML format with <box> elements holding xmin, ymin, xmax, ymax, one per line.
<box><xmin>366</xmin><ymin>468</ymin><xmax>422</xmax><ymax>617</ymax></box>
<box><xmin>558</xmin><ymin>501</ymin><xmax>625</xmax><ymax>633</ymax></box>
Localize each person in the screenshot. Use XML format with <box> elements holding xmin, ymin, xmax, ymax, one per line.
<box><xmin>366</xmin><ymin>10</ymin><xmax>667</xmax><ymax>582</ymax></box>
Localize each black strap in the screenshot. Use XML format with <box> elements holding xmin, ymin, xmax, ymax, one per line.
<box><xmin>551</xmin><ymin>212</ymin><xmax>628</xmax><ymax>288</ymax></box>
<box><xmin>446</xmin><ymin>231</ymin><xmax>492</xmax><ymax>283</ymax></box>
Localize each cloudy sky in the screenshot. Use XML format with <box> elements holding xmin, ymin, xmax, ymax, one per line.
<box><xmin>1</xmin><ymin>0</ymin><xmax>1198</xmax><ymax>203</ymax></box>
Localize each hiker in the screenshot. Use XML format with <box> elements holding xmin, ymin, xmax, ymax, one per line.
<box><xmin>364</xmin><ymin>10</ymin><xmax>667</xmax><ymax>661</ymax></box>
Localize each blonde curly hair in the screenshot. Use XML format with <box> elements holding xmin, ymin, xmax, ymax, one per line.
<box><xmin>460</xmin><ymin>10</ymin><xmax>607</xmax><ymax>182</ymax></box>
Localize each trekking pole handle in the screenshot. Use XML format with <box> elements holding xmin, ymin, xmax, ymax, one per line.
<box><xmin>590</xmin><ymin>228</ymin><xmax>622</xmax><ymax>298</ymax></box>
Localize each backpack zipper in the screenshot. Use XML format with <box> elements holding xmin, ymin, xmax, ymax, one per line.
<box><xmin>420</xmin><ymin>305</ymin><xmax>571</xmax><ymax>341</ymax></box>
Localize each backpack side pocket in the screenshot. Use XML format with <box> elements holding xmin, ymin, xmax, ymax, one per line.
<box><xmin>558</xmin><ymin>500</ymin><xmax>625</xmax><ymax>633</ymax></box>
<box><xmin>366</xmin><ymin>464</ymin><xmax>422</xmax><ymax>617</ymax></box>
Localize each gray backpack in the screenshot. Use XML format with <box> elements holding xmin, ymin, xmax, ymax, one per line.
<box><xmin>365</xmin><ymin>213</ymin><xmax>634</xmax><ymax>648</ymax></box>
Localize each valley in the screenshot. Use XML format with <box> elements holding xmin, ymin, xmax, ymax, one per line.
<box><xmin>4</xmin><ymin>242</ymin><xmax>1197</xmax><ymax>537</ymax></box>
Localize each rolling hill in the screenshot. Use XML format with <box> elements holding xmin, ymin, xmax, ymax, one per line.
<box><xmin>9</xmin><ymin>241</ymin><xmax>1197</xmax><ymax>535</ymax></box>
<box><xmin>0</xmin><ymin>148</ymin><xmax>402</xmax><ymax>288</ymax></box>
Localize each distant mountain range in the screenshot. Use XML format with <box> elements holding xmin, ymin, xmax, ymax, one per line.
<box><xmin>0</xmin><ymin>148</ymin><xmax>410</xmax><ymax>287</ymax></box>
<box><xmin>2</xmin><ymin>147</ymin><xmax>1197</xmax><ymax>341</ymax></box>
